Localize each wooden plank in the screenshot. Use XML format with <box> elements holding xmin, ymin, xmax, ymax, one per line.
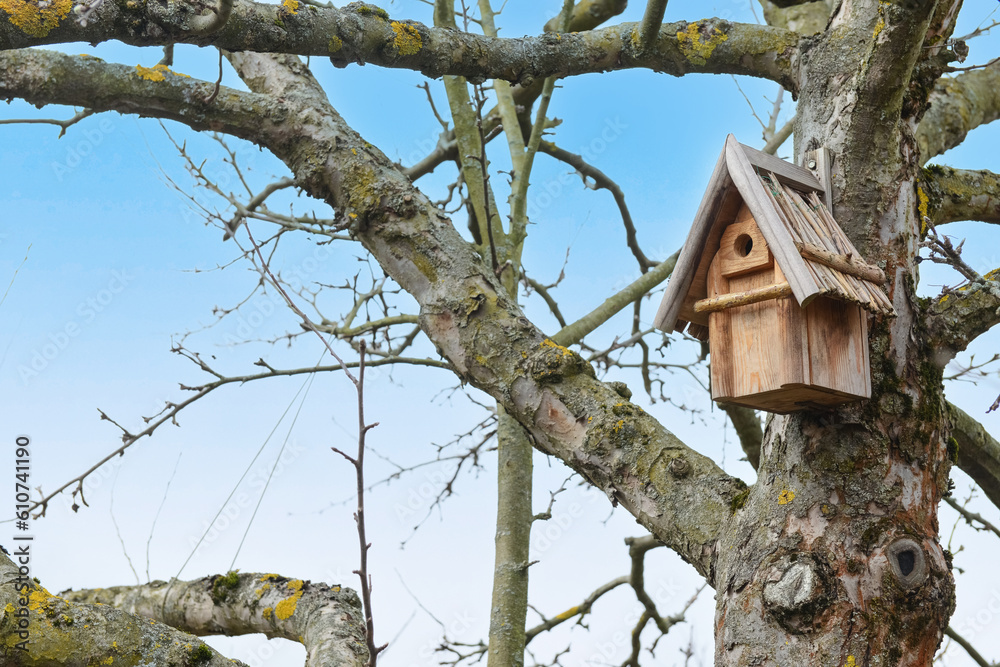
<box><xmin>740</xmin><ymin>141</ymin><xmax>823</xmax><ymax>193</ymax></box>
<box><xmin>860</xmin><ymin>311</ymin><xmax>872</xmax><ymax>397</ymax></box>
<box><xmin>717</xmin><ymin>265</ymin><xmax>802</xmax><ymax>401</ymax></box>
<box><xmin>694</xmin><ymin>282</ymin><xmax>792</xmax><ymax>313</ymax></box>
<box><xmin>804</xmin><ymin>298</ymin><xmax>870</xmax><ymax>400</ymax></box>
<box><xmin>718</xmin><ymin>213</ymin><xmax>774</xmax><ymax>278</ymax></box>
<box><xmin>654</xmin><ymin>145</ymin><xmax>733</xmax><ymax>332</ymax></box>
<box><xmin>719</xmin><ymin>384</ymin><xmax>862</xmax><ymax>414</ymax></box>
<box><xmin>804</xmin><ymin>147</ymin><xmax>834</xmax><ymax>212</ymax></box>
<box><xmin>725</xmin><ymin>136</ymin><xmax>823</xmax><ymax>307</ymax></box>
<box><xmin>707</xmin><ymin>256</ymin><xmax>735</xmax><ymax>399</ymax></box>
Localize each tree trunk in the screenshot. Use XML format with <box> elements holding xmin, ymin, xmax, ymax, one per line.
<box><xmin>487</xmin><ymin>408</ymin><xmax>533</xmax><ymax>667</ymax></box>
<box><xmin>713</xmin><ymin>2</ymin><xmax>957</xmax><ymax>664</ymax></box>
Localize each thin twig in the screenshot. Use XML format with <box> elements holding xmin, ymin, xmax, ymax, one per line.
<box><xmin>0</xmin><ymin>110</ymin><xmax>94</xmax><ymax>138</ymax></box>
<box><xmin>331</xmin><ymin>341</ymin><xmax>387</xmax><ymax>665</ymax></box>
<box><xmin>944</xmin><ymin>626</ymin><xmax>995</xmax><ymax>667</ymax></box>
<box><xmin>537</xmin><ymin>141</ymin><xmax>655</xmax><ymax>271</ymax></box>
<box><xmin>944</xmin><ymin>495</ymin><xmax>1000</xmax><ymax>539</ymax></box>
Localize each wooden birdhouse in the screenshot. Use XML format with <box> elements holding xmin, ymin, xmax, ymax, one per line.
<box><xmin>654</xmin><ymin>136</ymin><xmax>895</xmax><ymax>414</ymax></box>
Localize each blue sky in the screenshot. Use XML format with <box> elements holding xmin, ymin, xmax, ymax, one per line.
<box><xmin>2</xmin><ymin>1</ymin><xmax>1000</xmax><ymax>665</ymax></box>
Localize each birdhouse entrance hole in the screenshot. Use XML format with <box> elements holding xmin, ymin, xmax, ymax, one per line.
<box><xmin>736</xmin><ymin>234</ymin><xmax>753</xmax><ymax>257</ymax></box>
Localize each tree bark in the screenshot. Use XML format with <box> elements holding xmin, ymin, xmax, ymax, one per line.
<box><xmin>61</xmin><ymin>571</ymin><xmax>368</xmax><ymax>666</ymax></box>
<box><xmin>711</xmin><ymin>2</ymin><xmax>963</xmax><ymax>664</ymax></box>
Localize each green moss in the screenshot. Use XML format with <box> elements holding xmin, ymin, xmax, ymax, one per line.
<box><xmin>730</xmin><ymin>487</ymin><xmax>751</xmax><ymax>513</ymax></box>
<box><xmin>188</xmin><ymin>643</ymin><xmax>214</xmax><ymax>665</ymax></box>
<box><xmin>348</xmin><ymin>1</ymin><xmax>388</xmax><ymax>19</ymax></box>
<box><xmin>946</xmin><ymin>436</ymin><xmax>959</xmax><ymax>464</ymax></box>
<box><xmin>328</xmin><ymin>35</ymin><xmax>343</xmax><ymax>52</ymax></box>
<box><xmin>211</xmin><ymin>569</ymin><xmax>240</xmax><ymax>603</ymax></box>
<box><xmin>411</xmin><ymin>253</ymin><xmax>438</xmax><ymax>283</ymax></box>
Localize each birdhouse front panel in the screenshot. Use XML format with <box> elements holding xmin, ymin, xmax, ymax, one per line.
<box><xmin>654</xmin><ymin>136</ymin><xmax>894</xmax><ymax>414</ymax></box>
<box><xmin>705</xmin><ymin>206</ymin><xmax>872</xmax><ymax>413</ymax></box>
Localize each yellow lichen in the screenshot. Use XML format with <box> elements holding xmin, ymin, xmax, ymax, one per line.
<box><xmin>553</xmin><ymin>605</ymin><xmax>579</xmax><ymax>621</ymax></box>
<box><xmin>613</xmin><ymin>419</ymin><xmax>625</xmax><ymax>433</ymax></box>
<box><xmin>540</xmin><ymin>339</ymin><xmax>572</xmax><ymax>357</ymax></box>
<box><xmin>0</xmin><ymin>0</ymin><xmax>71</xmax><ymax>37</ymax></box>
<box><xmin>675</xmin><ymin>22</ymin><xmax>728</xmax><ymax>66</ymax></box>
<box><xmin>872</xmin><ymin>17</ymin><xmax>885</xmax><ymax>39</ymax></box>
<box><xmin>135</xmin><ymin>64</ymin><xmax>190</xmax><ymax>82</ymax></box>
<box><xmin>28</xmin><ymin>587</ymin><xmax>53</xmax><ymax>611</ymax></box>
<box><xmin>261</xmin><ymin>573</ymin><xmax>279</xmax><ymax>580</ymax></box>
<box><xmin>330</xmin><ymin>585</ymin><xmax>341</xmax><ymax>592</ymax></box>
<box><xmin>328</xmin><ymin>35</ymin><xmax>343</xmax><ymax>52</ymax></box>
<box><xmin>281</xmin><ymin>0</ymin><xmax>298</xmax><ymax>13</ymax></box>
<box><xmin>391</xmin><ymin>21</ymin><xmax>422</xmax><ymax>55</ymax></box>
<box><xmin>274</xmin><ymin>579</ymin><xmax>304</xmax><ymax>620</ymax></box>
<box><xmin>845</xmin><ymin>657</ymin><xmax>856</xmax><ymax>667</ymax></box>
<box><xmin>262</xmin><ymin>606</ymin><xmax>273</xmax><ymax>619</ymax></box>
<box><xmin>917</xmin><ymin>185</ymin><xmax>929</xmax><ymax>234</ymax></box>
<box><xmin>777</xmin><ymin>489</ymin><xmax>795</xmax><ymax>505</ymax></box>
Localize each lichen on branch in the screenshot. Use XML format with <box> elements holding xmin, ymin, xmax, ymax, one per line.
<box><xmin>0</xmin><ymin>2</ymin><xmax>801</xmax><ymax>91</ymax></box>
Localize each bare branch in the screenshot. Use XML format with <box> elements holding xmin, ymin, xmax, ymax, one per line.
<box><xmin>61</xmin><ymin>571</ymin><xmax>367</xmax><ymax>666</ymax></box>
<box><xmin>405</xmin><ymin>0</ymin><xmax>631</xmax><ymax>182</ymax></box>
<box><xmin>762</xmin><ymin>114</ymin><xmax>794</xmax><ymax>155</ymax></box>
<box><xmin>916</xmin><ymin>59</ymin><xmax>1000</xmax><ymax>164</ymax></box>
<box><xmin>948</xmin><ymin>401</ymin><xmax>1000</xmax><ymax>510</ymax></box>
<box><xmin>639</xmin><ymin>0</ymin><xmax>668</xmax><ymax>52</ymax></box>
<box><xmin>26</xmin><ymin>354</ymin><xmax>448</xmax><ymax>518</ymax></box>
<box><xmin>552</xmin><ymin>253</ymin><xmax>678</xmax><ymax>347</ymax></box>
<box><xmin>924</xmin><ymin>263</ymin><xmax>1000</xmax><ymax>356</ymax></box>
<box><xmin>1</xmin><ymin>7</ymin><xmax>802</xmax><ymax>90</ymax></box>
<box><xmin>0</xmin><ymin>107</ymin><xmax>93</xmax><ymax>137</ymax></box>
<box><xmin>525</xmin><ymin>576</ymin><xmax>630</xmax><ymax>641</ymax></box>
<box><xmin>538</xmin><ymin>141</ymin><xmax>656</xmax><ymax>272</ymax></box>
<box><xmin>943</xmin><ymin>495</ymin><xmax>1000</xmax><ymax>540</ymax></box>
<box><xmin>944</xmin><ymin>626</ymin><xmax>996</xmax><ymax>667</ymax></box>
<box><xmin>330</xmin><ymin>341</ymin><xmax>386</xmax><ymax>665</ymax></box>
<box><xmin>0</xmin><ymin>552</ymin><xmax>246</xmax><ymax>665</ymax></box>
<box><xmin>920</xmin><ymin>165</ymin><xmax>1000</xmax><ymax>226</ymax></box>
<box><xmin>8</xmin><ymin>46</ymin><xmax>744</xmax><ymax>577</ymax></box>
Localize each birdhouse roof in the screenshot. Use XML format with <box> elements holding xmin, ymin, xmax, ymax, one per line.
<box><xmin>653</xmin><ymin>135</ymin><xmax>895</xmax><ymax>340</ymax></box>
